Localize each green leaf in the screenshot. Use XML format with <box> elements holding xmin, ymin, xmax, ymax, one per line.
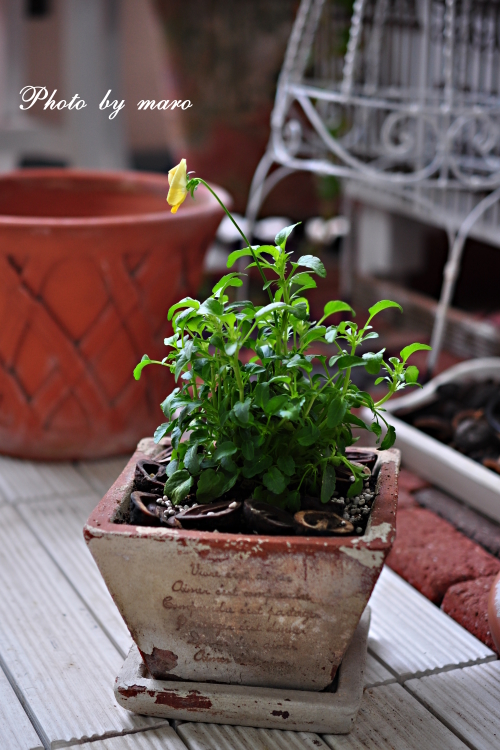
<box><xmin>296</xmin><ymin>424</ymin><xmax>320</xmax><ymax>446</ymax></box>
<box><xmin>345</xmin><ymin>413</ymin><xmax>368</xmax><ymax>429</ymax></box>
<box><xmin>381</xmin><ymin>425</ymin><xmax>396</xmax><ymax>450</ymax></box>
<box><xmin>278</xmin><ymin>402</ymin><xmax>301</xmax><ymax>421</ymax></box>
<box><xmin>167</xmin><ymin>298</ymin><xmax>200</xmax><ymax>321</ymax></box>
<box><xmin>213</xmin><ymin>441</ymin><xmax>238</xmax><ymax>460</ymax></box>
<box><xmin>242</xmin><ymin>455</ymin><xmax>273</xmax><ymax>478</ymax></box>
<box><xmin>370</xmin><ymin>421</ymin><xmax>382</xmax><ymax>438</ymax></box>
<box><xmin>241</xmin><ymin>440</ymin><xmax>254</xmax><ymax>461</ymax></box>
<box><xmin>264</xmin><ymin>395</ymin><xmax>289</xmax><ymax>416</ymax></box>
<box><xmin>133</xmin><ymin>355</ymin><xmax>152</xmax><ymax>380</ymax></box>
<box><xmin>347</xmin><ymin>476</ymin><xmax>363</xmax><ymax>498</ymax></box>
<box><xmin>289</xmin><ymin>302</ymin><xmax>308</xmax><ymax>321</ymax></box>
<box><xmin>164</xmin><ymin>470</ymin><xmax>193</xmax><ymax>505</ymax></box>
<box><xmin>263</xmin><ymin>466</ymin><xmax>286</xmax><ymax>494</ymax></box>
<box><xmin>232</xmin><ymin>398</ymin><xmax>251</xmax><ymax>424</ymax></box>
<box><xmin>321</xmin><ymin>463</ymin><xmax>337</xmax><ymax>503</ymax></box>
<box><xmin>277</xmin><ymin>455</ymin><xmax>295</xmax><ymax>476</ymax></box>
<box><xmin>323</xmin><ymin>300</ymin><xmax>355</xmax><ymax>318</ymax></box>
<box><xmin>255</xmin><ymin>301</ymin><xmax>286</xmax><ymax>319</ymax></box>
<box><xmin>209</xmin><ymin>333</ymin><xmax>225</xmax><ymax>349</ymax></box>
<box><xmin>367</xmin><ymin>300</ymin><xmax>403</xmax><ymax>321</ymax></box>
<box><xmin>212</xmin><ymin>273</ymin><xmax>243</xmax><ymax>296</ymax></box>
<box><xmin>286</xmin><ymin>354</ymin><xmax>313</xmax><ymax>372</ymax></box>
<box><xmin>296</xmin><ymin>255</ymin><xmax>326</xmax><ymax>278</ymax></box>
<box><xmin>363</xmin><ymin>349</ymin><xmax>386</xmax><ymax>375</ymax></box>
<box><xmin>196</xmin><ymin>469</ymin><xmax>227</xmax><ymax>504</ymax></box>
<box><xmin>291</xmin><ymin>272</ymin><xmax>317</xmax><ymax>289</ymax></box>
<box><xmin>327</xmin><ymin>396</ymin><xmax>347</xmax><ymax>428</ymax></box>
<box><xmin>184</xmin><ymin>443</ymin><xmax>202</xmax><ymax>475</ymax></box>
<box><xmin>163</xmin><ymin>333</ymin><xmax>180</xmax><ymax>347</ymax></box>
<box><xmin>218</xmin><ymin>471</ymin><xmax>239</xmax><ymax>497</ymax></box>
<box><xmin>166</xmin><ymin>459</ymin><xmax>179</xmax><ymax>477</ymax></box>
<box><xmin>198</xmin><ymin>298</ymin><xmax>224</xmax><ymax>316</ymax></box>
<box><xmin>286</xmin><ymin>490</ymin><xmax>301</xmax><ymax>512</ymax></box>
<box><xmin>153</xmin><ymin>422</ymin><xmax>172</xmax><ymax>442</ymax></box>
<box><xmin>275</xmin><ymin>222</ymin><xmax>300</xmax><ymax>249</ymax></box>
<box><xmin>300</xmin><ymin>327</ymin><xmax>326</xmax><ymax>348</ymax></box>
<box><xmin>400</xmin><ymin>343</ymin><xmax>432</xmax><ymax>363</ymax></box>
<box><xmin>325</xmin><ymin>327</ymin><xmax>338</xmax><ymax>343</ymax></box>
<box><xmin>254</xmin><ymin>382</ymin><xmax>270</xmax><ymax>409</ymax></box>
<box><xmin>226</xmin><ymin>247</ymin><xmax>258</xmax><ymax>269</ymax></box>
<box><xmin>405</xmin><ymin>365</ymin><xmax>419</xmax><ymax>384</ymax></box>
<box><xmin>224</xmin><ymin>341</ymin><xmax>237</xmax><ymax>356</ymax></box>
<box><xmin>335</xmin><ymin>355</ymin><xmax>365</xmax><ymax>370</ymax></box>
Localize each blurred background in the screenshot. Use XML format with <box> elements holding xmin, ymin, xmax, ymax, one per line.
<box><xmin>2</xmin><ymin>0</ymin><xmax>500</xmax><ymax>458</ymax></box>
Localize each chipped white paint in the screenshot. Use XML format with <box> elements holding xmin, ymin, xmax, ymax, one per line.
<box><xmin>350</xmin><ymin>522</ymin><xmax>392</xmax><ymax>546</ymax></box>
<box><xmin>406</xmin><ymin>660</ymin><xmax>500</xmax><ymax>750</ymax></box>
<box><xmin>323</xmin><ymin>683</ymin><xmax>468</xmax><ymax>749</ymax></box>
<box><xmin>368</xmin><ymin>567</ymin><xmax>495</xmax><ymax>678</ymax></box>
<box><xmin>115</xmin><ymin>611</ymin><xmax>369</xmax><ymax>733</ymax></box>
<box><xmin>340</xmin><ymin>547</ymin><xmax>385</xmax><ymax>569</ymax></box>
<box><xmin>0</xmin><ymin>666</ymin><xmax>43</xmax><ymax>750</ymax></box>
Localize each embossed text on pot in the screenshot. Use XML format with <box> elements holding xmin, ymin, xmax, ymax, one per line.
<box><xmin>84</xmin><ymin>441</ymin><xmax>399</xmax><ymax>691</ymax></box>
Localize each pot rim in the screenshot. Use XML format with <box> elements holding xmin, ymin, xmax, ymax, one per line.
<box><xmin>0</xmin><ymin>168</ymin><xmax>230</xmax><ymax>228</ymax></box>
<box><xmin>84</xmin><ymin>443</ymin><xmax>400</xmax><ymax>554</ymax></box>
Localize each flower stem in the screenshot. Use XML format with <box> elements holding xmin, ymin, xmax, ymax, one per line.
<box><xmin>193</xmin><ymin>178</ymin><xmax>272</xmax><ymax>303</ymax></box>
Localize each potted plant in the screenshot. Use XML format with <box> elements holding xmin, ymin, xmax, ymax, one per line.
<box><xmin>85</xmin><ymin>159</ymin><xmax>429</xmax><ymax>691</ymax></box>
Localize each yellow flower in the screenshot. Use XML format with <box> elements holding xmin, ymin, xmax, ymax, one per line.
<box><xmin>167</xmin><ymin>158</ymin><xmax>188</xmax><ymax>214</ymax></box>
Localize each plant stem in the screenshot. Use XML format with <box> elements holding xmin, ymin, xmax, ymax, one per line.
<box><xmin>195</xmin><ymin>179</ymin><xmax>272</xmax><ymax>303</ymax></box>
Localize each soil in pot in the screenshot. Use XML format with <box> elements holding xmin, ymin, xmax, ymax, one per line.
<box><xmin>398</xmin><ymin>378</ymin><xmax>500</xmax><ymax>473</ymax></box>
<box><xmin>114</xmin><ymin>447</ymin><xmax>379</xmax><ymax>536</ymax></box>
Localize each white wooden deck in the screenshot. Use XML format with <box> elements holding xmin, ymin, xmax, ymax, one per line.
<box><xmin>0</xmin><ymin>454</ymin><xmax>498</xmax><ymax>750</ymax></box>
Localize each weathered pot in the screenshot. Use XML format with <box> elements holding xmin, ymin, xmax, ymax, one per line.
<box><xmin>0</xmin><ymin>170</ymin><xmax>228</xmax><ymax>459</ymax></box>
<box><xmin>84</xmin><ymin>440</ymin><xmax>399</xmax><ymax>691</ymax></box>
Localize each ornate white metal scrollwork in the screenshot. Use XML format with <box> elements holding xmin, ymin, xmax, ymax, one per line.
<box><xmin>246</xmin><ymin>0</ymin><xmax>500</xmax><ymax>372</ymax></box>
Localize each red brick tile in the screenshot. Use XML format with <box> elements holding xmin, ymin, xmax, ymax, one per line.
<box><xmin>398</xmin><ymin>467</ymin><xmax>431</xmax><ymax>494</ymax></box>
<box><xmin>397</xmin><ymin>488</ymin><xmax>419</xmax><ymax>510</ymax></box>
<box><xmin>442</xmin><ymin>576</ymin><xmax>498</xmax><ymax>654</ymax></box>
<box><xmin>386</xmin><ymin>507</ymin><xmax>500</xmax><ymax>604</ymax></box>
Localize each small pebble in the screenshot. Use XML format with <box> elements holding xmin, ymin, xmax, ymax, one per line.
<box><xmin>356</xmin><ymin>527</ymin><xmax>363</xmax><ymax>534</ymax></box>
<box><xmin>207</xmin><ymin>511</ymin><xmax>215</xmax><ymax>516</ymax></box>
<box><xmin>168</xmin><ymin>509</ymin><xmax>176</xmax><ymax>516</ymax></box>
<box><xmin>349</xmin><ymin>476</ymin><xmax>355</xmax><ymax>483</ymax></box>
<box><xmin>343</xmin><ymin>513</ymin><xmax>349</xmax><ymax>520</ymax></box>
<box><xmin>163</xmin><ymin>495</ymin><xmax>168</xmax><ymax>501</ymax></box>
<box><xmin>228</xmin><ymin>501</ymin><xmax>237</xmax><ymax>509</ymax></box>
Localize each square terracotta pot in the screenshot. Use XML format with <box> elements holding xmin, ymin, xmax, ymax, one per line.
<box><xmin>84</xmin><ymin>441</ymin><xmax>399</xmax><ymax>691</ymax></box>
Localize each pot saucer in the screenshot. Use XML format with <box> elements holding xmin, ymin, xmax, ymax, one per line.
<box><xmin>114</xmin><ymin>607</ymin><xmax>370</xmax><ymax>734</ymax></box>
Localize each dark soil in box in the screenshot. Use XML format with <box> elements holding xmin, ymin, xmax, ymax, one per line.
<box><xmin>397</xmin><ymin>379</ymin><xmax>500</xmax><ymax>474</ymax></box>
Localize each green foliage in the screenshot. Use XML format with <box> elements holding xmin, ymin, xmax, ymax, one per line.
<box><xmin>135</xmin><ymin>207</ymin><xmax>428</xmax><ymax>508</ymax></box>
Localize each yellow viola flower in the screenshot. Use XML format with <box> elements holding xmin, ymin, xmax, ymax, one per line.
<box><xmin>167</xmin><ymin>158</ymin><xmax>188</xmax><ymax>213</ymax></box>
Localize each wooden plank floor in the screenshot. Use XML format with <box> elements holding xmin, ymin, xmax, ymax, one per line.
<box><xmin>0</xmin><ymin>454</ymin><xmax>498</xmax><ymax>750</ymax></box>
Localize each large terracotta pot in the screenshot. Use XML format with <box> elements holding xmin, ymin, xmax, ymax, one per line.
<box><xmin>0</xmin><ymin>170</ymin><xmax>228</xmax><ymax>459</ymax></box>
<box><xmin>84</xmin><ymin>441</ymin><xmax>399</xmax><ymax>692</ymax></box>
